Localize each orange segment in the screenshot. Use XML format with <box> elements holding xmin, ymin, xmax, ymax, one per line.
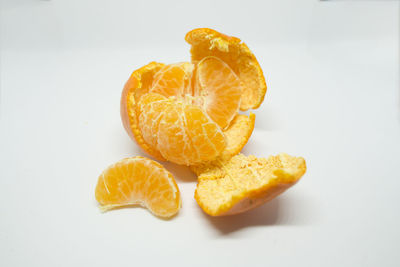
<box><xmin>184</xmin><ymin>105</ymin><xmax>226</xmax><ymax>162</ymax></box>
<box><xmin>95</xmin><ymin>157</ymin><xmax>181</xmax><ymax>218</ymax></box>
<box><xmin>195</xmin><ymin>56</ymin><xmax>242</xmax><ymax>129</ymax></box>
<box><xmin>137</xmin><ymin>93</ymin><xmax>226</xmax><ymax>166</ymax></box>
<box><xmin>194</xmin><ymin>153</ymin><xmax>306</xmax><ymax>216</ymax></box>
<box><xmin>156</xmin><ymin>103</ymin><xmax>195</xmax><ymax>165</ymax></box>
<box><xmin>150</xmin><ymin>62</ymin><xmax>194</xmax><ymax>97</ymax></box>
<box><xmin>185</xmin><ymin>28</ymin><xmax>267</xmax><ymax>111</ymax></box>
<box><xmin>137</xmin><ymin>93</ymin><xmax>171</xmax><ymax>150</ymax></box>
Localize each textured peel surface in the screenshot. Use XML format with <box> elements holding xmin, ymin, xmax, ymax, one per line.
<box><xmin>194</xmin><ymin>153</ymin><xmax>306</xmax><ymax>216</ymax></box>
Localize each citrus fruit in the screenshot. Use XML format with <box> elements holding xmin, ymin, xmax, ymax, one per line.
<box><xmin>95</xmin><ymin>156</ymin><xmax>181</xmax><ymax>218</ymax></box>
<box><xmin>121</xmin><ymin>28</ymin><xmax>265</xmax><ymax>166</ymax></box>
<box><xmin>186</xmin><ymin>28</ymin><xmax>267</xmax><ymax>111</ymax></box>
<box><xmin>122</xmin><ymin>60</ymin><xmax>249</xmax><ymax>165</ymax></box>
<box><xmin>193</xmin><ymin>153</ymin><xmax>306</xmax><ymax>216</ymax></box>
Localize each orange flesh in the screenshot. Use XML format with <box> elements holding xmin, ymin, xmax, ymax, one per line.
<box><xmin>137</xmin><ymin>93</ymin><xmax>226</xmax><ymax>166</ymax></box>
<box><xmin>95</xmin><ymin>157</ymin><xmax>181</xmax><ymax>218</ymax></box>
<box><xmin>194</xmin><ymin>56</ymin><xmax>242</xmax><ymax>129</ymax></box>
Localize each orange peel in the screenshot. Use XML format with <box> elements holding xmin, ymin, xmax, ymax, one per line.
<box><xmin>186</xmin><ymin>28</ymin><xmax>267</xmax><ymax>111</ymax></box>
<box><xmin>121</xmin><ymin>62</ymin><xmax>166</xmax><ymax>161</ymax></box>
<box><xmin>194</xmin><ymin>153</ymin><xmax>306</xmax><ymax>216</ymax></box>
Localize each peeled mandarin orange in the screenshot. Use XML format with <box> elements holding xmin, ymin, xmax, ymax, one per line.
<box><xmin>121</xmin><ymin>29</ymin><xmax>264</xmax><ymax>166</ymax></box>
<box><xmin>121</xmin><ymin>59</ymin><xmax>245</xmax><ymax>165</ymax></box>
<box><xmin>193</xmin><ymin>153</ymin><xmax>306</xmax><ymax>216</ymax></box>
<box><xmin>185</xmin><ymin>28</ymin><xmax>267</xmax><ymax>111</ymax></box>
<box><xmin>137</xmin><ymin>92</ymin><xmax>226</xmax><ymax>165</ymax></box>
<box><xmin>95</xmin><ymin>157</ymin><xmax>181</xmax><ymax>218</ymax></box>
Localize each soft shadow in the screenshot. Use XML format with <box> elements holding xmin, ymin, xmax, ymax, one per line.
<box><xmin>162</xmin><ymin>162</ymin><xmax>196</xmax><ymax>183</ymax></box>
<box><xmin>240</xmin><ymin>138</ymin><xmax>266</xmax><ymax>156</ymax></box>
<box><xmin>250</xmin><ymin>106</ymin><xmax>284</xmax><ymax>131</ymax></box>
<box><xmin>200</xmin><ymin>193</ymin><xmax>317</xmax><ymax>235</ymax></box>
<box><xmin>96</xmin><ymin>203</ymin><xmax>179</xmax><ymax>221</ymax></box>
<box><xmin>201</xmin><ymin>198</ymin><xmax>281</xmax><ymax>235</ymax></box>
<box><xmin>115</xmin><ymin>129</ymin><xmax>150</xmax><ymax>158</ymax></box>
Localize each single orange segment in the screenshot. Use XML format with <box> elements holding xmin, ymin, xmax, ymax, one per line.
<box><xmin>95</xmin><ymin>156</ymin><xmax>181</xmax><ymax>218</ymax></box>
<box><xmin>194</xmin><ymin>56</ymin><xmax>242</xmax><ymax>129</ymax></box>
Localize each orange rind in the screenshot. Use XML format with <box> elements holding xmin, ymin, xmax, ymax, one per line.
<box><xmin>121</xmin><ymin>62</ymin><xmax>166</xmax><ymax>161</ymax></box>
<box><xmin>194</xmin><ymin>153</ymin><xmax>306</xmax><ymax>216</ymax></box>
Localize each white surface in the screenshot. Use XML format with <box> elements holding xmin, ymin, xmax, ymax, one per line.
<box><xmin>1</xmin><ymin>0</ymin><xmax>399</xmax><ymax>266</ymax></box>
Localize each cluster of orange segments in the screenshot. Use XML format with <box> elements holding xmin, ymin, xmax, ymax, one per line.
<box><xmin>95</xmin><ymin>28</ymin><xmax>306</xmax><ymax>218</ymax></box>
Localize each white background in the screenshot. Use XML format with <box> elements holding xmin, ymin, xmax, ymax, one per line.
<box><xmin>1</xmin><ymin>0</ymin><xmax>399</xmax><ymax>266</ymax></box>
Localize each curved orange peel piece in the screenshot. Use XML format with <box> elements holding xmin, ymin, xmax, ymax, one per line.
<box><xmin>121</xmin><ymin>62</ymin><xmax>166</xmax><ymax>161</ymax></box>
<box><xmin>194</xmin><ymin>153</ymin><xmax>306</xmax><ymax>216</ymax></box>
<box><xmin>186</xmin><ymin>28</ymin><xmax>267</xmax><ymax>111</ymax></box>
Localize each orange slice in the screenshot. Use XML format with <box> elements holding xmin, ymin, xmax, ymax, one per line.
<box><xmin>95</xmin><ymin>156</ymin><xmax>181</xmax><ymax>218</ymax></box>
<box><xmin>186</xmin><ymin>28</ymin><xmax>267</xmax><ymax>111</ymax></box>
<box><xmin>194</xmin><ymin>153</ymin><xmax>306</xmax><ymax>216</ymax></box>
